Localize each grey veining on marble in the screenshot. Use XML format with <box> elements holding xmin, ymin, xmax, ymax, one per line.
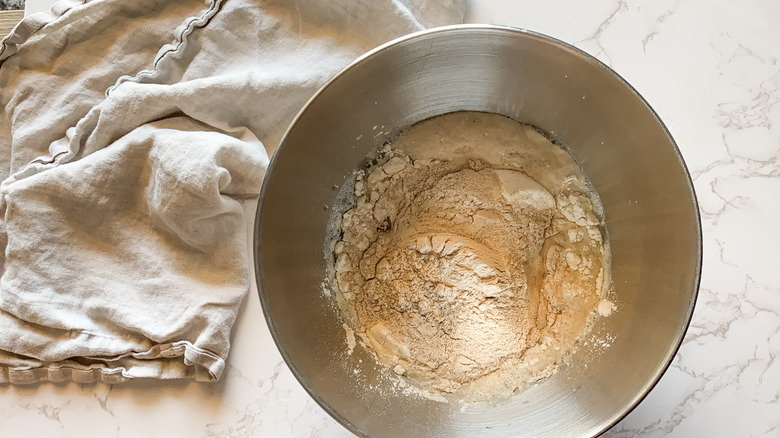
<box><xmin>1</xmin><ymin>0</ymin><xmax>779</xmax><ymax>437</ymax></box>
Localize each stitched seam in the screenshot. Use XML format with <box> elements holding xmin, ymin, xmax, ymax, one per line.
<box><xmin>0</xmin><ymin>340</ymin><xmax>225</xmax><ymax>382</ymax></box>
<box><xmin>105</xmin><ymin>0</ymin><xmax>227</xmax><ymax>97</ymax></box>
<box><xmin>0</xmin><ymin>0</ymin><xmax>227</xmax><ymax>186</ymax></box>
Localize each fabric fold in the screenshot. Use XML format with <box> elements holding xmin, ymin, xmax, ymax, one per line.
<box><xmin>0</xmin><ymin>0</ymin><xmax>466</xmax><ymax>384</ymax></box>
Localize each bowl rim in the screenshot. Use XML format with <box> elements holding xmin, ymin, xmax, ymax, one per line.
<box><xmin>254</xmin><ymin>23</ymin><xmax>703</xmax><ymax>438</ymax></box>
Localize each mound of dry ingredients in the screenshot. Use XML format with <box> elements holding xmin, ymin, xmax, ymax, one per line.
<box><xmin>331</xmin><ymin>111</ymin><xmax>612</xmax><ymax>402</ymax></box>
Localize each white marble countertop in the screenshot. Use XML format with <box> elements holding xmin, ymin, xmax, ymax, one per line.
<box><xmin>4</xmin><ymin>0</ymin><xmax>779</xmax><ymax>436</ymax></box>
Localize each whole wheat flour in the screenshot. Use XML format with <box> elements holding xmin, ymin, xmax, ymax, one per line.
<box><xmin>331</xmin><ymin>111</ymin><xmax>611</xmax><ymax>401</ymax></box>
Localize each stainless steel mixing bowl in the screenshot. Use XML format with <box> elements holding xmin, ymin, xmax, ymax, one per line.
<box><xmin>254</xmin><ymin>25</ymin><xmax>701</xmax><ymax>437</ymax></box>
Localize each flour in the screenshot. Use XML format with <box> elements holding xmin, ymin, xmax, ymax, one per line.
<box><xmin>343</xmin><ymin>323</ymin><xmax>356</xmax><ymax>355</ymax></box>
<box><xmin>598</xmin><ymin>299</ymin><xmax>616</xmax><ymax>317</ymax></box>
<box><xmin>331</xmin><ymin>111</ymin><xmax>611</xmax><ymax>402</ymax></box>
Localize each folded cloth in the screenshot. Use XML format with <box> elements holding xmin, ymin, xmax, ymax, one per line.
<box><xmin>0</xmin><ymin>0</ymin><xmax>466</xmax><ymax>384</ymax></box>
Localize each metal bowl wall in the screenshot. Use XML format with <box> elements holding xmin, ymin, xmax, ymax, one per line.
<box><xmin>255</xmin><ymin>25</ymin><xmax>701</xmax><ymax>438</ymax></box>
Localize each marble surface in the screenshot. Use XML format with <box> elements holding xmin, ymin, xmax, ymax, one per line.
<box><xmin>4</xmin><ymin>0</ymin><xmax>779</xmax><ymax>436</ymax></box>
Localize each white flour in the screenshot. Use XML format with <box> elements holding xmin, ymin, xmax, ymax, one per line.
<box><xmin>331</xmin><ymin>111</ymin><xmax>611</xmax><ymax>401</ymax></box>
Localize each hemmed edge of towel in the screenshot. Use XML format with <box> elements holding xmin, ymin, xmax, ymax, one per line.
<box><xmin>0</xmin><ymin>340</ymin><xmax>225</xmax><ymax>384</ymax></box>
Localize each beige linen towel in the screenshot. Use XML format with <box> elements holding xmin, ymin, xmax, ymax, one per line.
<box><xmin>0</xmin><ymin>0</ymin><xmax>466</xmax><ymax>384</ymax></box>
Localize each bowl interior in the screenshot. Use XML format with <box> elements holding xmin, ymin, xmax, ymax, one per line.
<box><xmin>255</xmin><ymin>25</ymin><xmax>700</xmax><ymax>438</ymax></box>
